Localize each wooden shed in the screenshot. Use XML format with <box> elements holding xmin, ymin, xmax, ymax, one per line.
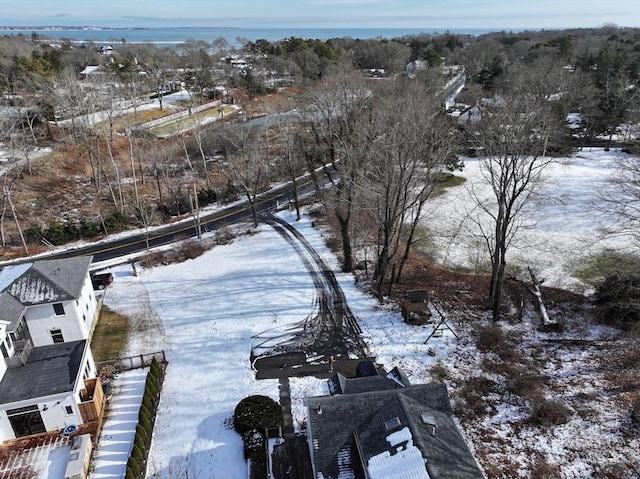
<box><xmin>401</xmin><ymin>290</ymin><xmax>432</xmax><ymax>324</ymax></box>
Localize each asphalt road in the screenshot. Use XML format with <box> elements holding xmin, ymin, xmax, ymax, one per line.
<box><xmin>7</xmin><ymin>166</ymin><xmax>336</xmax><ymax>265</ymax></box>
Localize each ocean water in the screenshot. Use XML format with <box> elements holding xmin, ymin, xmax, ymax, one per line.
<box><xmin>0</xmin><ymin>26</ymin><xmax>497</xmax><ymax>46</ymax></box>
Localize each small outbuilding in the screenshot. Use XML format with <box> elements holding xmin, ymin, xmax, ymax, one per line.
<box><xmin>401</xmin><ymin>290</ymin><xmax>432</xmax><ymax>324</ymax></box>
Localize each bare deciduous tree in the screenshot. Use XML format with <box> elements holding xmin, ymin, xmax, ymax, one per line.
<box><xmin>363</xmin><ymin>80</ymin><xmax>460</xmax><ymax>299</ymax></box>
<box><xmin>305</xmin><ymin>71</ymin><xmax>373</xmax><ymax>272</ymax></box>
<box><xmin>219</xmin><ymin>123</ymin><xmax>268</xmax><ymax>228</ymax></box>
<box><xmin>464</xmin><ymin>68</ymin><xmax>563</xmax><ymax>318</ymax></box>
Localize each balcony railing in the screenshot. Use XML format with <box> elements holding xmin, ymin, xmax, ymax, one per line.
<box><xmin>4</xmin><ymin>339</ymin><xmax>32</xmax><ymax>368</ymax></box>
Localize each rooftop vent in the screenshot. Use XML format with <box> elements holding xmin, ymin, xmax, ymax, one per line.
<box><xmin>421</xmin><ymin>414</ymin><xmax>437</xmax><ymax>436</ymax></box>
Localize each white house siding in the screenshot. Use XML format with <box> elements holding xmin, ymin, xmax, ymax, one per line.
<box><xmin>0</xmin><ymin>322</ymin><xmax>9</xmax><ymax>382</ymax></box>
<box><xmin>0</xmin><ymin>348</ymin><xmax>95</xmax><ymax>441</ymax></box>
<box><xmin>21</xmin><ymin>274</ymin><xmax>96</xmax><ymax>347</ymax></box>
<box><xmin>0</xmin><ymin>392</ymin><xmax>83</xmax><ymax>442</ymax></box>
<box><xmin>24</xmin><ymin>301</ymin><xmax>82</xmax><ymax>346</ymax></box>
<box><xmin>78</xmin><ymin>276</ymin><xmax>97</xmax><ymax>334</ymax></box>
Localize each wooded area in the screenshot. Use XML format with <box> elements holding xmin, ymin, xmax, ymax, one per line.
<box><xmin>0</xmin><ymin>25</ymin><xmax>639</xmax><ymax>319</ymax></box>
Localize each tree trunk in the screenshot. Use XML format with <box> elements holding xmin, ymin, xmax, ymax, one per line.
<box><xmin>338</xmin><ymin>214</ymin><xmax>353</xmax><ymax>272</ymax></box>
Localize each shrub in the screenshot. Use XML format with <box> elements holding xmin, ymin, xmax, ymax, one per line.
<box><xmin>126</xmin><ymin>457</ymin><xmax>140</xmax><ymax>479</ymax></box>
<box><xmin>233</xmin><ymin>395</ymin><xmax>283</xmax><ymax>435</ymax></box>
<box><xmin>593</xmin><ymin>462</ymin><xmax>636</xmax><ymax>479</ymax></box>
<box><xmin>429</xmin><ymin>362</ymin><xmax>450</xmax><ymax>382</ymax></box>
<box><xmin>241</xmin><ymin>429</ymin><xmax>265</xmax><ymax>457</ymax></box>
<box><xmin>455</xmin><ymin>376</ymin><xmax>498</xmax><ymax>419</ymax></box>
<box><xmin>150</xmin><ymin>357</ymin><xmax>162</xmax><ymax>378</ymax></box>
<box><xmin>135</xmin><ymin>424</ymin><xmax>148</xmax><ymax>446</ymax></box>
<box><xmin>531</xmin><ymin>456</ymin><xmax>561</xmax><ymax>478</ymax></box>
<box><xmin>528</xmin><ymin>398</ymin><xmax>571</xmax><ymax>426</ymax></box>
<box><xmin>132</xmin><ymin>443</ymin><xmax>145</xmax><ymax>463</ymax></box>
<box><xmin>475</xmin><ymin>324</ymin><xmax>522</xmax><ymax>362</ymax></box>
<box><xmin>506</xmin><ymin>370</ymin><xmax>546</xmax><ymax>400</ymax></box>
<box><xmin>595</xmin><ymin>273</ymin><xmax>640</xmax><ymax>328</ymax></box>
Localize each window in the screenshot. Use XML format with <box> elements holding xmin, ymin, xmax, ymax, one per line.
<box><xmin>53</xmin><ymin>303</ymin><xmax>65</xmax><ymax>316</ymax></box>
<box><xmin>83</xmin><ymin>314</ymin><xmax>86</xmax><ymax>322</ymax></box>
<box><xmin>7</xmin><ymin>405</ymin><xmax>45</xmax><ymax>437</ymax></box>
<box><xmin>384</xmin><ymin>417</ymin><xmax>402</xmax><ymax>432</ymax></box>
<box><xmin>50</xmin><ymin>329</ymin><xmax>64</xmax><ymax>344</ymax></box>
<box><xmin>65</xmin><ymin>405</ymin><xmax>73</xmax><ymax>415</ymax></box>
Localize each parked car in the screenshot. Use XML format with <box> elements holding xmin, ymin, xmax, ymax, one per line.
<box><xmin>91</xmin><ymin>272</ymin><xmax>113</xmax><ymax>290</ymax></box>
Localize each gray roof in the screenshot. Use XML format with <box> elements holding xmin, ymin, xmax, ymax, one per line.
<box><xmin>328</xmin><ymin>366</ymin><xmax>411</xmax><ymax>395</ymax></box>
<box><xmin>0</xmin><ymin>257</ymin><xmax>92</xmax><ymax>330</ymax></box>
<box><xmin>0</xmin><ymin>340</ymin><xmax>86</xmax><ymax>405</ymax></box>
<box><xmin>307</xmin><ymin>383</ymin><xmax>483</xmax><ymax>479</ymax></box>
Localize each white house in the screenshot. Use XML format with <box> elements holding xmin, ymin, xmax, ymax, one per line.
<box><xmin>0</xmin><ymin>257</ymin><xmax>104</xmax><ymax>443</ymax></box>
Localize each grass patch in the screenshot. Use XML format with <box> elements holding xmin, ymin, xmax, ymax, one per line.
<box><xmin>91</xmin><ymin>305</ymin><xmax>130</xmax><ymax>361</ymax></box>
<box><xmin>570</xmin><ymin>249</ymin><xmax>640</xmax><ymax>287</ymax></box>
<box><xmin>432</xmin><ymin>173</ymin><xmax>466</xmax><ymax>197</ymax></box>
<box><xmin>149</xmin><ymin>105</ymin><xmax>237</xmax><ymax>137</ymax></box>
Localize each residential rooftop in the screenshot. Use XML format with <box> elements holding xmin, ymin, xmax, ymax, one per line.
<box><xmin>0</xmin><ymin>340</ymin><xmax>86</xmax><ymax>404</ymax></box>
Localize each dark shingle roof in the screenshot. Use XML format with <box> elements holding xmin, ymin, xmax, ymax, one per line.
<box><xmin>307</xmin><ymin>383</ymin><xmax>483</xmax><ymax>479</ymax></box>
<box><xmin>0</xmin><ymin>340</ymin><xmax>86</xmax><ymax>405</ymax></box>
<box><xmin>0</xmin><ymin>257</ymin><xmax>92</xmax><ymax>329</ymax></box>
<box><xmin>328</xmin><ymin>367</ymin><xmax>411</xmax><ymax>396</ymax></box>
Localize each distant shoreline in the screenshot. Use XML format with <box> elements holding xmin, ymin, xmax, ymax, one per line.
<box><xmin>0</xmin><ymin>25</ymin><xmax>503</xmax><ymax>45</ymax></box>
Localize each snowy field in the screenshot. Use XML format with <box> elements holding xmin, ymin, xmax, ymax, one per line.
<box><xmin>87</xmin><ymin>147</ymin><xmax>639</xmax><ymax>478</ymax></box>
<box><xmin>425</xmin><ymin>148</ymin><xmax>635</xmax><ymax>292</ymax></box>
<box><xmin>98</xmin><ymin>212</ymin><xmax>403</xmax><ymax>478</ymax></box>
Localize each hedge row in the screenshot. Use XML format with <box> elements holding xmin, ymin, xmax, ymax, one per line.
<box><xmin>24</xmin><ymin>211</ymin><xmax>127</xmax><ymax>246</ymax></box>
<box><xmin>125</xmin><ymin>357</ymin><xmax>165</xmax><ymax>479</ymax></box>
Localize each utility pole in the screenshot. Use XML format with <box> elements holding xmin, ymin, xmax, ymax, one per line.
<box><xmin>190</xmin><ymin>183</ymin><xmax>202</xmax><ymax>239</ymax></box>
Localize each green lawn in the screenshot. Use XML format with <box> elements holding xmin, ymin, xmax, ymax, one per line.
<box><xmin>149</xmin><ymin>105</ymin><xmax>237</xmax><ymax>137</ymax></box>
<box><xmin>90</xmin><ymin>305</ymin><xmax>130</xmax><ymax>362</ymax></box>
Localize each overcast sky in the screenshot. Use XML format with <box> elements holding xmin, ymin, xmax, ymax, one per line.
<box><xmin>0</xmin><ymin>0</ymin><xmax>638</xmax><ymax>29</ymax></box>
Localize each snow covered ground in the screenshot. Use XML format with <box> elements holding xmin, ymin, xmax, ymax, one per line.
<box><xmin>86</xmin><ymin>148</ymin><xmax>639</xmax><ymax>478</ymax></box>
<box><xmin>90</xmin><ymin>369</ymin><xmax>148</xmax><ymax>479</ymax></box>
<box><xmin>425</xmin><ymin>148</ymin><xmax>634</xmax><ymax>292</ymax></box>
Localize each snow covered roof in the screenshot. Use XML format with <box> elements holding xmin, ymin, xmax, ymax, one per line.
<box><xmin>306</xmin><ymin>382</ymin><xmax>483</xmax><ymax>479</ymax></box>
<box><xmin>0</xmin><ymin>257</ymin><xmax>92</xmax><ymax>330</ymax></box>
<box><xmin>79</xmin><ymin>65</ymin><xmax>101</xmax><ymax>76</ymax></box>
<box><xmin>367</xmin><ymin>427</ymin><xmax>430</xmax><ymax>479</ymax></box>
